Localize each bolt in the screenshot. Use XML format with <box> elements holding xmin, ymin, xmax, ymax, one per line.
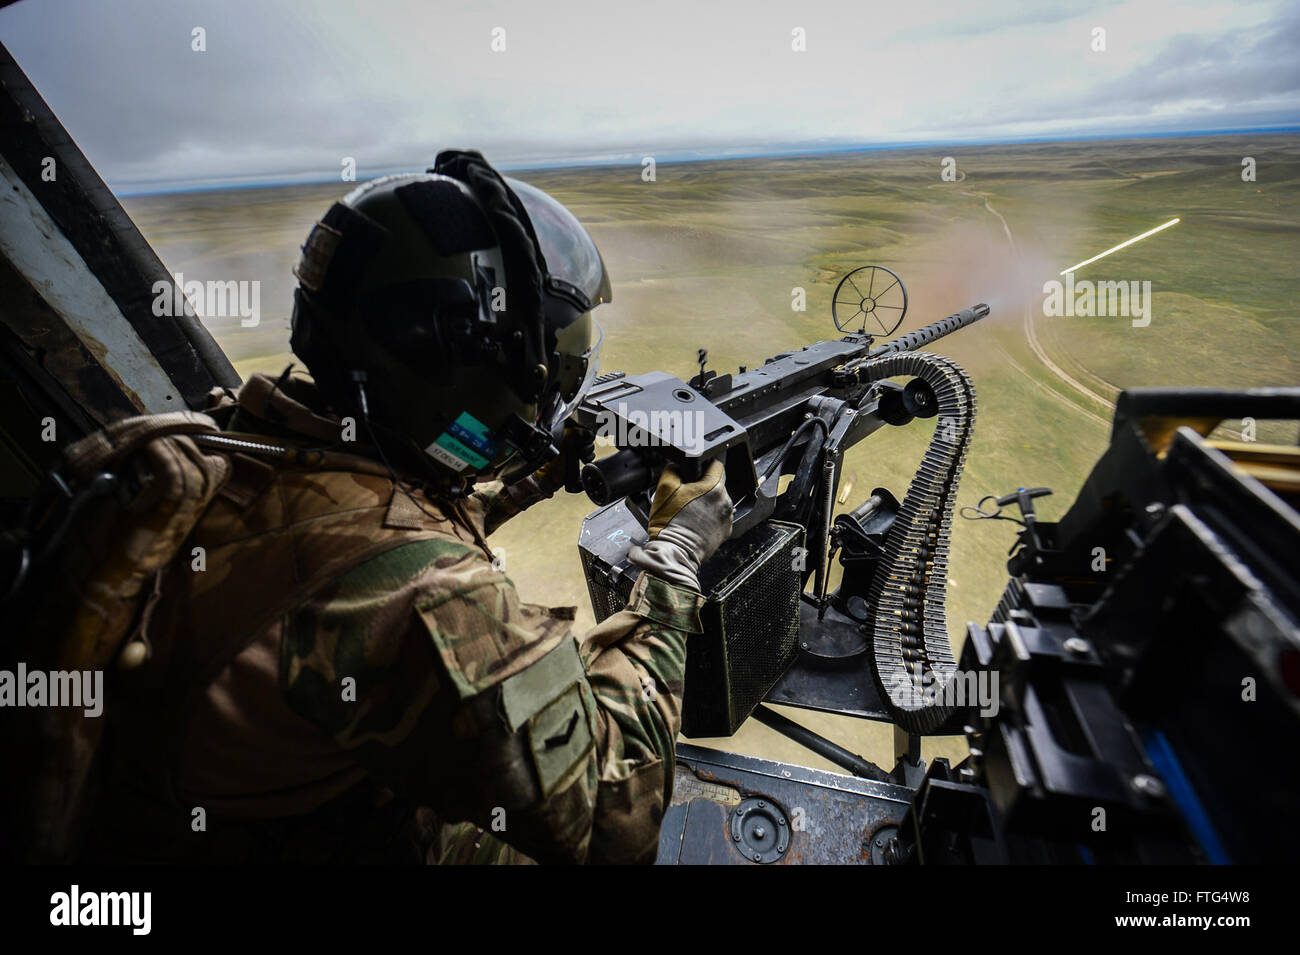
<box><xmin>1132</xmin><ymin>774</ymin><xmax>1167</xmax><ymax>799</ymax></box>
<box><xmin>876</xmin><ymin>837</ymin><xmax>884</xmax><ymax>848</ymax></box>
<box><xmin>1064</xmin><ymin>637</ymin><xmax>1091</xmax><ymax>656</ymax></box>
<box><xmin>754</xmin><ymin>826</ymin><xmax>766</xmax><ymax>839</ymax></box>
<box><xmin>757</xmin><ymin>801</ymin><xmax>766</xmax><ymax>808</ymax></box>
<box><xmin>754</xmin><ymin>853</ymin><xmax>762</xmax><ymax>862</ymax></box>
<box><xmin>778</xmin><ymin>818</ymin><xmax>786</xmax><ymax>827</ymax></box>
<box><xmin>1145</xmin><ymin>502</ymin><xmax>1165</xmax><ymax>519</ymax></box>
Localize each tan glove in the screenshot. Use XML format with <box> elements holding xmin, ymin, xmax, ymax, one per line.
<box><xmin>628</xmin><ymin>459</ymin><xmax>734</xmax><ymax>593</ymax></box>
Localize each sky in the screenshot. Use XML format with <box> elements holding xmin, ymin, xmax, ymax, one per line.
<box><xmin>1</xmin><ymin>0</ymin><xmax>1297</xmax><ymax>192</ymax></box>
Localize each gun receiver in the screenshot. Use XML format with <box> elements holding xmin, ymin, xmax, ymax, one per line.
<box><xmin>573</xmin><ymin>302</ymin><xmax>989</xmax><ymax>534</ymax></box>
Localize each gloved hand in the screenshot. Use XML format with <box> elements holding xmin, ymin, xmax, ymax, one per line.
<box><xmin>504</xmin><ymin>423</ymin><xmax>595</xmax><ymax>509</ymax></box>
<box><xmin>628</xmin><ymin>459</ymin><xmax>734</xmax><ymax>593</ymax></box>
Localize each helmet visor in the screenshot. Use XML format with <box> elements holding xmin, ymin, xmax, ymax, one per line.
<box><xmin>541</xmin><ymin>317</ymin><xmax>603</xmax><ymax>437</ymax></box>
<box><xmin>507</xmin><ymin>178</ymin><xmax>612</xmax><ymax>310</ymax></box>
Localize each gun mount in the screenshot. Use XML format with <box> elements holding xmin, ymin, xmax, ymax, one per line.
<box><xmin>578</xmin><ymin>276</ymin><xmax>990</xmax><ymax>742</ymax></box>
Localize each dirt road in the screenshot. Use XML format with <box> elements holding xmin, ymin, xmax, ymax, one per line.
<box><xmin>963</xmin><ymin>190</ymin><xmax>1113</xmax><ymax>428</ymax></box>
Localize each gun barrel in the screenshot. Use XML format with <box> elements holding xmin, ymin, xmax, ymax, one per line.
<box><xmin>867</xmin><ymin>303</ymin><xmax>989</xmax><ymax>358</ymax></box>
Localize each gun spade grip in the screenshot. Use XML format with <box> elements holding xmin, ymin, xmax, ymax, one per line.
<box><xmin>581</xmin><ymin>449</ymin><xmax>652</xmax><ymax>506</ymax></box>
<box><xmin>676</xmin><ymin>458</ymin><xmax>705</xmax><ymax>483</ymax></box>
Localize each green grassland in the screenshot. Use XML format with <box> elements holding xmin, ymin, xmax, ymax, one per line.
<box><xmin>122</xmin><ymin>134</ymin><xmax>1300</xmax><ymax>773</ymax></box>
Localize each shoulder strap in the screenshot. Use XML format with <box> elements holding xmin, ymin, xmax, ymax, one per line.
<box><xmin>61</xmin><ymin>411</ymin><xmax>220</xmax><ymax>482</ymax></box>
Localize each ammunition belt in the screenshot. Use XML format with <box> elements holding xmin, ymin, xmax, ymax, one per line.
<box><xmin>858</xmin><ymin>352</ymin><xmax>976</xmax><ymax>733</ymax></box>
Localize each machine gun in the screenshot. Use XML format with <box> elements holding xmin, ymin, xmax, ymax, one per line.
<box><xmin>633</xmin><ymin>354</ymin><xmax>1300</xmax><ymax>865</ymax></box>
<box><xmin>896</xmin><ymin>387</ymin><xmax>1300</xmax><ymax>864</ymax></box>
<box><xmin>574</xmin><ymin>267</ymin><xmax>990</xmax><ymax>749</ymax></box>
<box><xmin>577</xmin><ymin>270</ymin><xmax>1300</xmax><ymax>866</ymax></box>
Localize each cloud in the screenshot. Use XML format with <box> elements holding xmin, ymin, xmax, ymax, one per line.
<box><xmin>1</xmin><ymin>0</ymin><xmax>1296</xmax><ymax>191</ymax></box>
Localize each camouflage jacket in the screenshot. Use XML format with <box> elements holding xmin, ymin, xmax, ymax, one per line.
<box><xmin>93</xmin><ymin>373</ymin><xmax>701</xmax><ymax>865</ymax></box>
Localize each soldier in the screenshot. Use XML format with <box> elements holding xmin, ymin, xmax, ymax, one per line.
<box><xmin>83</xmin><ymin>150</ymin><xmax>732</xmax><ymax>864</ymax></box>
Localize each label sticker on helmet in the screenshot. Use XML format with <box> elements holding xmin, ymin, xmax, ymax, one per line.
<box><xmin>425</xmin><ymin>413</ymin><xmax>499</xmax><ymax>472</ymax></box>
<box><xmin>426</xmin><ymin>440</ymin><xmax>474</xmax><ymax>472</ymax></box>
<box><xmin>446</xmin><ymin>413</ymin><xmax>499</xmax><ymax>457</ymax></box>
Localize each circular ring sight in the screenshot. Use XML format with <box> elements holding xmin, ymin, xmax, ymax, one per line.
<box><xmin>832</xmin><ymin>265</ymin><xmax>908</xmax><ymax>336</ymax></box>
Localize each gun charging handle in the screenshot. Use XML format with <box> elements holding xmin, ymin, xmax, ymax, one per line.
<box><xmin>997</xmin><ymin>486</ymin><xmax>1052</xmax><ymax>517</ymax></box>
<box><xmin>580</xmin><ymin>449</ymin><xmax>713</xmax><ymax>507</ymax></box>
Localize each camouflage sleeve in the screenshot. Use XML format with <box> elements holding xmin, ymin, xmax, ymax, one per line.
<box><xmin>574</xmin><ymin>572</ymin><xmax>702</xmax><ymax>862</ymax></box>
<box><xmin>280</xmin><ymin>535</ymin><xmax>703</xmax><ymax>864</ymax></box>
<box><xmin>465</xmin><ymin>479</ymin><xmax>542</xmax><ymax>536</ymax></box>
